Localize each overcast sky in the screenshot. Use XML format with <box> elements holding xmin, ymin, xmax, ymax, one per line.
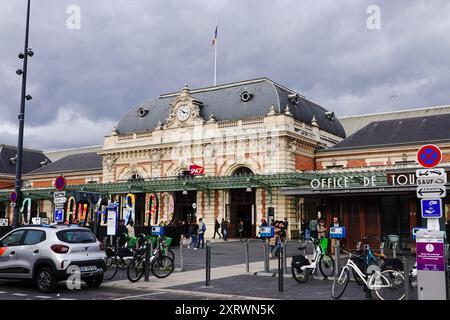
<box><xmin>1</xmin><ymin>0</ymin><xmax>450</xmax><ymax>150</ymax></box>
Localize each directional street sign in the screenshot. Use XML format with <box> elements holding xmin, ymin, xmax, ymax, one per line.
<box><xmin>416</xmin><ymin>176</ymin><xmax>447</xmax><ymax>186</ymax></box>
<box><xmin>54</xmin><ymin>191</ymin><xmax>66</xmax><ymax>198</ymax></box>
<box><xmin>417</xmin><ymin>186</ymin><xmax>446</xmax><ymax>198</ymax></box>
<box><xmin>53</xmin><ymin>197</ymin><xmax>67</xmax><ymax>204</ymax></box>
<box><xmin>417</xmin><ymin>145</ymin><xmax>442</xmax><ymax>168</ymax></box>
<box><xmin>421</xmin><ymin>199</ymin><xmax>443</xmax><ymax>218</ymax></box>
<box><xmin>54</xmin><ymin>203</ymin><xmax>65</xmax><ymax>209</ymax></box>
<box><xmin>416</xmin><ymin>168</ymin><xmax>446</xmax><ymax>178</ymax></box>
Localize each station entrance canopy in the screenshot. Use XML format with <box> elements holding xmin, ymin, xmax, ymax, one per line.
<box><xmin>1</xmin><ymin>166</ymin><xmax>447</xmax><ymax>201</ymax></box>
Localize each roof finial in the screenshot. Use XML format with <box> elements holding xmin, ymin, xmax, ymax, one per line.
<box><xmin>207</xmin><ymin>114</ymin><xmax>217</xmax><ymax>123</ymax></box>
<box><xmin>284</xmin><ymin>105</ymin><xmax>293</xmax><ymax>117</ymax></box>
<box><xmin>267</xmin><ymin>105</ymin><xmax>278</xmax><ymax>116</ymax></box>
<box><xmin>155</xmin><ymin>120</ymin><xmax>163</xmax><ymax>130</ymax></box>
<box><xmin>183</xmin><ymin>83</ymin><xmax>190</xmax><ymax>93</ymax></box>
<box><xmin>311</xmin><ymin>115</ymin><xmax>319</xmax><ymax>127</ymax></box>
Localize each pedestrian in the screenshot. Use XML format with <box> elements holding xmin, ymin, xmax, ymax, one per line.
<box><xmin>269</xmin><ymin>221</ymin><xmax>282</xmax><ymax>258</ymax></box>
<box><xmin>318</xmin><ymin>219</ymin><xmax>326</xmax><ymax>239</ymax></box>
<box><xmin>261</xmin><ymin>218</ymin><xmax>268</xmax><ymax>227</ymax></box>
<box><xmin>309</xmin><ymin>217</ymin><xmax>318</xmax><ymax>240</ymax></box>
<box><xmin>283</xmin><ymin>218</ymin><xmax>289</xmax><ymax>238</ymax></box>
<box><xmin>126</xmin><ymin>218</ymin><xmax>135</xmax><ymax>237</ymax></box>
<box><xmin>237</xmin><ymin>219</ymin><xmax>244</xmax><ymax>241</ymax></box>
<box><xmin>301</xmin><ymin>218</ymin><xmax>307</xmax><ymax>240</ymax></box>
<box><xmin>192</xmin><ymin>220</ymin><xmax>199</xmax><ymax>250</ymax></box>
<box><xmin>213</xmin><ymin>219</ymin><xmax>222</xmax><ymax>239</ymax></box>
<box><xmin>221</xmin><ymin>218</ymin><xmax>228</xmax><ymax>241</ymax></box>
<box><xmin>118</xmin><ymin>219</ymin><xmax>128</xmax><ymax>247</ymax></box>
<box><xmin>181</xmin><ymin>220</ymin><xmax>189</xmax><ymax>244</ymax></box>
<box><xmin>329</xmin><ymin>216</ymin><xmax>340</xmax><ymax>255</ymax></box>
<box><xmin>197</xmin><ymin>218</ymin><xmax>206</xmax><ymax>249</ymax></box>
<box><xmin>279</xmin><ymin>222</ymin><xmax>286</xmax><ymax>242</ymax></box>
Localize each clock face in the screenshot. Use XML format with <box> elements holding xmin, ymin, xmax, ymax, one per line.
<box><xmin>177</xmin><ymin>105</ymin><xmax>191</xmax><ymax>121</ymax></box>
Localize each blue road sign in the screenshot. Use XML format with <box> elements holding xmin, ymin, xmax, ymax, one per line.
<box><xmin>421</xmin><ymin>199</ymin><xmax>442</xmax><ymax>218</ymax></box>
<box><xmin>54</xmin><ymin>209</ymin><xmax>64</xmax><ymax>222</ymax></box>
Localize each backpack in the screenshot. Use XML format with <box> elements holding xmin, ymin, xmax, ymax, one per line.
<box><xmin>309</xmin><ymin>219</ymin><xmax>318</xmax><ymax>232</ymax></box>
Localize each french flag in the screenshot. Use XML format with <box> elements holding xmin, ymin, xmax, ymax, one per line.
<box><xmin>211</xmin><ymin>24</ymin><xmax>218</xmax><ymax>46</ymax></box>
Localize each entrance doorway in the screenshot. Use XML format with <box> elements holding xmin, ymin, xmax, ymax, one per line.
<box><xmin>229</xmin><ymin>167</ymin><xmax>256</xmax><ymax>238</ymax></box>
<box><xmin>173</xmin><ymin>191</ymin><xmax>197</xmax><ymax>223</ymax></box>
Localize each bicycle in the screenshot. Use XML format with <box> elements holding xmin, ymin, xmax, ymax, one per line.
<box><xmin>351</xmin><ymin>236</ymin><xmax>403</xmax><ymax>285</ymax></box>
<box><xmin>291</xmin><ymin>237</ymin><xmax>335</xmax><ymax>283</ymax></box>
<box><xmin>331</xmin><ymin>249</ymin><xmax>405</xmax><ymax>300</ymax></box>
<box><xmin>127</xmin><ymin>236</ymin><xmax>175</xmax><ymax>282</ymax></box>
<box><xmin>103</xmin><ymin>234</ymin><xmax>137</xmax><ymax>280</ymax></box>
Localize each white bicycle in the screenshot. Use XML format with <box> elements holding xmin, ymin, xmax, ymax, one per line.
<box><xmin>291</xmin><ymin>238</ymin><xmax>335</xmax><ymax>283</ymax></box>
<box><xmin>331</xmin><ymin>250</ymin><xmax>405</xmax><ymax>300</ymax></box>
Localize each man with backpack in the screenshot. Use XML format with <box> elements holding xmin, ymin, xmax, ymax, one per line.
<box><xmin>197</xmin><ymin>218</ymin><xmax>206</xmax><ymax>249</ymax></box>
<box><xmin>309</xmin><ymin>217</ymin><xmax>318</xmax><ymax>239</ymax></box>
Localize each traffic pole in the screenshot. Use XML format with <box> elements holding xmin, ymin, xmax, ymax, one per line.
<box><xmin>264</xmin><ymin>238</ymin><xmax>269</xmax><ymax>273</ymax></box>
<box><xmin>206</xmin><ymin>240</ymin><xmax>211</xmax><ymax>286</ymax></box>
<box><xmin>245</xmin><ymin>239</ymin><xmax>250</xmax><ymax>273</ymax></box>
<box><xmin>179</xmin><ymin>235</ymin><xmax>184</xmax><ymax>272</ymax></box>
<box><xmin>404</xmin><ymin>255</ymin><xmax>410</xmax><ymax>300</ymax></box>
<box><xmin>283</xmin><ymin>241</ymin><xmax>288</xmax><ymax>275</ymax></box>
<box><xmin>335</xmin><ymin>240</ymin><xmax>340</xmax><ymax>278</ymax></box>
<box><xmin>144</xmin><ymin>239</ymin><xmax>150</xmax><ymax>282</ymax></box>
<box><xmin>278</xmin><ymin>242</ymin><xmax>283</xmax><ymax>292</ymax></box>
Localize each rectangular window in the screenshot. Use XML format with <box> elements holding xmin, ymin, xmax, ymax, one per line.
<box><xmin>57</xmin><ymin>229</ymin><xmax>96</xmax><ymax>244</ymax></box>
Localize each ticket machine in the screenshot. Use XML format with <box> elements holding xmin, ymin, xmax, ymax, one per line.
<box><xmin>416</xmin><ymin>229</ymin><xmax>448</xmax><ymax>300</ymax></box>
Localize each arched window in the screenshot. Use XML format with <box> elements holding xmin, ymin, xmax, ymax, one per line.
<box><xmin>232</xmin><ymin>167</ymin><xmax>254</xmax><ymax>176</ymax></box>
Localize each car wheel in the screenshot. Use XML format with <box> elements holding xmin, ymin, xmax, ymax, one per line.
<box><xmin>85</xmin><ymin>275</ymin><xmax>103</xmax><ymax>288</ymax></box>
<box><xmin>35</xmin><ymin>267</ymin><xmax>57</xmax><ymax>293</ymax></box>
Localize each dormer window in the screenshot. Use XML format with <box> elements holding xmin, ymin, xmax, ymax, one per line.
<box><xmin>137</xmin><ymin>106</ymin><xmax>149</xmax><ymax>117</ymax></box>
<box><xmin>240</xmin><ymin>91</ymin><xmax>253</xmax><ymax>102</ymax></box>
<box><xmin>9</xmin><ymin>155</ymin><xmax>17</xmax><ymax>165</ymax></box>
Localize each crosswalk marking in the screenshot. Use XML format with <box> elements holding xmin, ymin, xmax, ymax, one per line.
<box><xmin>34</xmin><ymin>296</ymin><xmax>52</xmax><ymax>299</ymax></box>
<box><xmin>113</xmin><ymin>292</ymin><xmax>165</xmax><ymax>300</ymax></box>
<box><xmin>0</xmin><ymin>291</ymin><xmax>6</xmax><ymax>294</ymax></box>
<box><xmin>57</xmin><ymin>298</ymin><xmax>76</xmax><ymax>300</ymax></box>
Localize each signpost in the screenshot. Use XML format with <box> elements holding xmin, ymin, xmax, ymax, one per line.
<box><xmin>53</xmin><ymin>188</ymin><xmax>66</xmax><ymax>223</ymax></box>
<box><xmin>54</xmin><ymin>175</ymin><xmax>66</xmax><ymax>191</ymax></box>
<box><xmin>417</xmin><ymin>145</ymin><xmax>442</xmax><ymax>168</ymax></box>
<box><xmin>416</xmin><ymin>187</ymin><xmax>446</xmax><ymax>199</ymax></box>
<box><xmin>54</xmin><ymin>209</ymin><xmax>64</xmax><ymax>223</ymax></box>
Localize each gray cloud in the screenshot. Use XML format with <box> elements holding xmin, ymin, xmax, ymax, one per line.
<box><xmin>1</xmin><ymin>0</ymin><xmax>450</xmax><ymax>150</ymax></box>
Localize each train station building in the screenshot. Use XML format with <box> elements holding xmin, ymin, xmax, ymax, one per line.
<box><xmin>0</xmin><ymin>78</ymin><xmax>449</xmax><ymax>248</ymax></box>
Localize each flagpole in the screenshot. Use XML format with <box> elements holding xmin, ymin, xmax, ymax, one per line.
<box><xmin>214</xmin><ymin>18</ymin><xmax>217</xmax><ymax>86</ymax></box>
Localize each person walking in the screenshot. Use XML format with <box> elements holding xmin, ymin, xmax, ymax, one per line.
<box><xmin>221</xmin><ymin>218</ymin><xmax>229</xmax><ymax>241</ymax></box>
<box><xmin>318</xmin><ymin>219</ymin><xmax>326</xmax><ymax>239</ymax></box>
<box><xmin>237</xmin><ymin>219</ymin><xmax>244</xmax><ymax>241</ymax></box>
<box><xmin>309</xmin><ymin>217</ymin><xmax>318</xmax><ymax>240</ymax></box>
<box><xmin>187</xmin><ymin>220</ymin><xmax>197</xmax><ymax>249</ymax></box>
<box><xmin>269</xmin><ymin>221</ymin><xmax>282</xmax><ymax>258</ymax></box>
<box><xmin>126</xmin><ymin>218</ymin><xmax>135</xmax><ymax>237</ymax></box>
<box><xmin>213</xmin><ymin>219</ymin><xmax>222</xmax><ymax>239</ymax></box>
<box><xmin>197</xmin><ymin>218</ymin><xmax>206</xmax><ymax>249</ymax></box>
<box><xmin>301</xmin><ymin>218</ymin><xmax>307</xmax><ymax>240</ymax></box>
<box><xmin>329</xmin><ymin>216</ymin><xmax>340</xmax><ymax>255</ymax></box>
<box><xmin>283</xmin><ymin>218</ymin><xmax>289</xmax><ymax>239</ymax></box>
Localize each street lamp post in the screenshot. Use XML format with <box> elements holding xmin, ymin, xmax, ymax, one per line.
<box><xmin>13</xmin><ymin>0</ymin><xmax>33</xmax><ymax>229</ymax></box>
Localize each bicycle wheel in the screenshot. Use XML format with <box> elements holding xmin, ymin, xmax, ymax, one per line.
<box><xmin>374</xmin><ymin>269</ymin><xmax>405</xmax><ymax>300</ymax></box>
<box><xmin>104</xmin><ymin>258</ymin><xmax>118</xmax><ymax>281</ymax></box>
<box><xmin>163</xmin><ymin>249</ymin><xmax>175</xmax><ymax>262</ymax></box>
<box><xmin>127</xmin><ymin>256</ymin><xmax>144</xmax><ymax>282</ymax></box>
<box><xmin>151</xmin><ymin>255</ymin><xmax>174</xmax><ymax>278</ymax></box>
<box><xmin>331</xmin><ymin>268</ymin><xmax>350</xmax><ymax>299</ymax></box>
<box><xmin>319</xmin><ymin>254</ymin><xmax>335</xmax><ymax>278</ymax></box>
<box><xmin>291</xmin><ymin>266</ymin><xmax>311</xmax><ymax>283</ymax></box>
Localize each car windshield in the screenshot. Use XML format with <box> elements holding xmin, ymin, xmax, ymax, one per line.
<box><xmin>56</xmin><ymin>229</ymin><xmax>96</xmax><ymax>244</ymax></box>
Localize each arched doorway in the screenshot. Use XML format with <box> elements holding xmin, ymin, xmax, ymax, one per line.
<box><xmin>229</xmin><ymin>167</ymin><xmax>256</xmax><ymax>238</ymax></box>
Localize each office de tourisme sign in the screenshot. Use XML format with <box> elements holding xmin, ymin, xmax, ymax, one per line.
<box><xmin>310</xmin><ymin>172</ymin><xmax>448</xmax><ymax>189</ymax></box>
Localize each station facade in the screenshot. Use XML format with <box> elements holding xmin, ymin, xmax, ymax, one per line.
<box><xmin>0</xmin><ymin>78</ymin><xmax>449</xmax><ymax>248</ymax></box>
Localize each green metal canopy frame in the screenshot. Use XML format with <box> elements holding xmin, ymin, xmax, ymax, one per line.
<box><xmin>0</xmin><ymin>169</ymin><xmax>390</xmax><ymax>203</ymax></box>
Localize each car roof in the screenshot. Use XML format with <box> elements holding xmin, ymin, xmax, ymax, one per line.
<box><xmin>15</xmin><ymin>224</ymin><xmax>90</xmax><ymax>231</ymax></box>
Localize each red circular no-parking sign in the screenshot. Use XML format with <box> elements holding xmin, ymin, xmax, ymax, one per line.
<box><xmin>54</xmin><ymin>175</ymin><xmax>66</xmax><ymax>191</ymax></box>
<box><xmin>417</xmin><ymin>145</ymin><xmax>442</xmax><ymax>168</ymax></box>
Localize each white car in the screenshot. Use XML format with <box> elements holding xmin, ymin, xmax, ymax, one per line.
<box><xmin>0</xmin><ymin>224</ymin><xmax>106</xmax><ymax>293</ymax></box>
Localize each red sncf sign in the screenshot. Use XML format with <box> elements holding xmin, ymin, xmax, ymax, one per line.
<box><xmin>189</xmin><ymin>165</ymin><xmax>205</xmax><ymax>175</ymax></box>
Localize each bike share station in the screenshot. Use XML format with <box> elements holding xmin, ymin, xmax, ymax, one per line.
<box><xmin>415</xmin><ymin>145</ymin><xmax>449</xmax><ymax>300</ymax></box>
<box><xmin>330</xmin><ymin>226</ymin><xmax>346</xmax><ymax>278</ymax></box>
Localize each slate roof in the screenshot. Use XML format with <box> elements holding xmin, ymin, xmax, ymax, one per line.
<box><xmin>28</xmin><ymin>152</ymin><xmax>102</xmax><ymax>175</ymax></box>
<box><xmin>329</xmin><ymin>113</ymin><xmax>450</xmax><ymax>150</ymax></box>
<box><xmin>0</xmin><ymin>145</ymin><xmax>50</xmax><ymax>175</ymax></box>
<box><xmin>116</xmin><ymin>78</ymin><xmax>346</xmax><ymax>138</ymax></box>
<box><xmin>340</xmin><ymin>104</ymin><xmax>450</xmax><ymax>136</ymax></box>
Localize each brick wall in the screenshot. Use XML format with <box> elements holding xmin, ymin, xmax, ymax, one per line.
<box><xmin>295</xmin><ymin>154</ymin><xmax>315</xmax><ymax>170</ymax></box>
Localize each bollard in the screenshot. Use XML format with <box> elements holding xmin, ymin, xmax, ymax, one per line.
<box><xmin>144</xmin><ymin>239</ymin><xmax>150</xmax><ymax>282</ymax></box>
<box><xmin>283</xmin><ymin>241</ymin><xmax>288</xmax><ymax>275</ymax></box>
<box><xmin>264</xmin><ymin>239</ymin><xmax>269</xmax><ymax>273</ymax></box>
<box><xmin>278</xmin><ymin>242</ymin><xmax>283</xmax><ymax>292</ymax></box>
<box><xmin>179</xmin><ymin>236</ymin><xmax>184</xmax><ymax>272</ymax></box>
<box><xmin>392</xmin><ymin>242</ymin><xmax>397</xmax><ymax>259</ymax></box>
<box><xmin>206</xmin><ymin>240</ymin><xmax>211</xmax><ymax>286</ymax></box>
<box><xmin>245</xmin><ymin>239</ymin><xmax>250</xmax><ymax>273</ymax></box>
<box><xmin>380</xmin><ymin>242</ymin><xmax>385</xmax><ymax>256</ymax></box>
<box><xmin>335</xmin><ymin>240</ymin><xmax>340</xmax><ymax>278</ymax></box>
<box><xmin>404</xmin><ymin>255</ymin><xmax>410</xmax><ymax>300</ymax></box>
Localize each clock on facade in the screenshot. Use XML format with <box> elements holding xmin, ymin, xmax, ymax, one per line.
<box><xmin>177</xmin><ymin>105</ymin><xmax>191</xmax><ymax>121</ymax></box>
